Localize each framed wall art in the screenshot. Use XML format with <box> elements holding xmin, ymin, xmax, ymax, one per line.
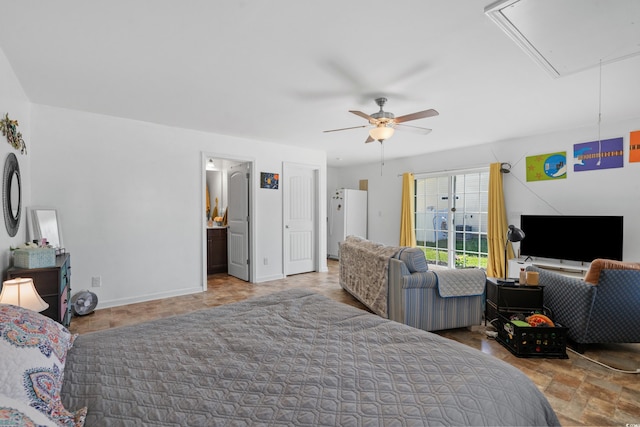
<box><xmin>526</xmin><ymin>151</ymin><xmax>567</xmax><ymax>182</ymax></box>
<box><xmin>630</xmin><ymin>131</ymin><xmax>640</xmax><ymax>163</ymax></box>
<box><xmin>260</xmin><ymin>172</ymin><xmax>279</xmax><ymax>189</ymax></box>
<box><xmin>573</xmin><ymin>137</ymin><xmax>623</xmax><ymax>171</ymax></box>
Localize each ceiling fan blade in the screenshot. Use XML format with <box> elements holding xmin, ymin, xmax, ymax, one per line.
<box><xmin>349</xmin><ymin>110</ymin><xmax>376</xmax><ymax>122</ymax></box>
<box><xmin>365</xmin><ymin>135</ymin><xmax>374</xmax><ymax>143</ymax></box>
<box><xmin>394</xmin><ymin>108</ymin><xmax>439</xmax><ymax>123</ymax></box>
<box><xmin>323</xmin><ymin>125</ymin><xmax>368</xmax><ymax>133</ymax></box>
<box><xmin>396</xmin><ymin>123</ymin><xmax>433</xmax><ymax>135</ymax></box>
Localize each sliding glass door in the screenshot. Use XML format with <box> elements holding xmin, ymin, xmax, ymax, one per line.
<box><xmin>414</xmin><ymin>169</ymin><xmax>489</xmax><ymax>269</ymax></box>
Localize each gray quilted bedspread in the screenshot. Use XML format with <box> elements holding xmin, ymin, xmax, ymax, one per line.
<box><xmin>61</xmin><ymin>290</ymin><xmax>559</xmax><ymax>426</ymax></box>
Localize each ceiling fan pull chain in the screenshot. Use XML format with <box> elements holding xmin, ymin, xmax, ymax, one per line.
<box><xmin>380</xmin><ymin>141</ymin><xmax>385</xmax><ymax>176</ymax></box>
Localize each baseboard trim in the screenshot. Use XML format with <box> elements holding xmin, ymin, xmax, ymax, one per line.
<box><xmin>96</xmin><ymin>286</ymin><xmax>203</xmax><ymax>310</ymax></box>
<box><xmin>255</xmin><ymin>274</ymin><xmax>285</xmax><ymax>283</ymax></box>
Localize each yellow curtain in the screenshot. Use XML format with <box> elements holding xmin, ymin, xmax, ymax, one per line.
<box><xmin>399</xmin><ymin>172</ymin><xmax>417</xmax><ymax>247</ymax></box>
<box><xmin>486</xmin><ymin>162</ymin><xmax>513</xmax><ymax>278</ymax></box>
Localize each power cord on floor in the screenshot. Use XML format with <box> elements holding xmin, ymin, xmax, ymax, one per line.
<box><xmin>566</xmin><ymin>347</ymin><xmax>640</xmax><ymax>374</ymax></box>
<box><xmin>484</xmin><ymin>318</ymin><xmax>499</xmax><ymax>338</ymax></box>
<box><xmin>484</xmin><ymin>319</ymin><xmax>639</xmax><ymax>373</ymax></box>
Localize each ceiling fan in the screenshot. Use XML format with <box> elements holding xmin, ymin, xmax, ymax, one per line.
<box><xmin>324</xmin><ymin>97</ymin><xmax>439</xmax><ymax>143</ymax></box>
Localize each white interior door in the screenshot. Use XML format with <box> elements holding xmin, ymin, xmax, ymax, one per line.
<box><xmin>227</xmin><ymin>165</ymin><xmax>250</xmax><ymax>281</ymax></box>
<box><xmin>283</xmin><ymin>163</ymin><xmax>316</xmax><ymax>275</ymax></box>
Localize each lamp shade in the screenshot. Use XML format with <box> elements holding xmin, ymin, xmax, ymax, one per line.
<box><xmin>369</xmin><ymin>125</ymin><xmax>395</xmax><ymax>141</ymax></box>
<box><xmin>0</xmin><ymin>278</ymin><xmax>49</xmax><ymax>312</ymax></box>
<box><xmin>502</xmin><ymin>224</ymin><xmax>526</xmax><ymax>282</ymax></box>
<box><xmin>506</xmin><ymin>224</ymin><xmax>526</xmax><ymax>242</ymax></box>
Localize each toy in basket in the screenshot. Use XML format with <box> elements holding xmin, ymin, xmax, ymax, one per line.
<box><xmin>13</xmin><ymin>247</ymin><xmax>56</xmax><ymax>269</ymax></box>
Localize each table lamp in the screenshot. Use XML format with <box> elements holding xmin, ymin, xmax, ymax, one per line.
<box><xmin>0</xmin><ymin>278</ymin><xmax>49</xmax><ymax>312</ymax></box>
<box><xmin>499</xmin><ymin>224</ymin><xmax>525</xmax><ymax>284</ymax></box>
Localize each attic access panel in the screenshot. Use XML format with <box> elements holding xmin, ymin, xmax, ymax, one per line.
<box><xmin>485</xmin><ymin>0</ymin><xmax>640</xmax><ymax>77</ymax></box>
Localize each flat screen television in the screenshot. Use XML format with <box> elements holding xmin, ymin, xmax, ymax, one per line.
<box><xmin>519</xmin><ymin>215</ymin><xmax>623</xmax><ymax>263</ymax></box>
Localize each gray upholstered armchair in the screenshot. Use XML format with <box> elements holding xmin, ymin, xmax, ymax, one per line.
<box><xmin>526</xmin><ymin>260</ymin><xmax>640</xmax><ymax>348</ymax></box>
<box><xmin>388</xmin><ymin>248</ymin><xmax>486</xmax><ymax>332</ymax></box>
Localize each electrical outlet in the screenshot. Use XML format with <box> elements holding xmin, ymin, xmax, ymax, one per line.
<box><xmin>91</xmin><ymin>276</ymin><xmax>102</xmax><ymax>287</ymax></box>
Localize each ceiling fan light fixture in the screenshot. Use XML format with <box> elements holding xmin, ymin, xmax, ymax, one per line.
<box><xmin>369</xmin><ymin>125</ymin><xmax>395</xmax><ymax>142</ymax></box>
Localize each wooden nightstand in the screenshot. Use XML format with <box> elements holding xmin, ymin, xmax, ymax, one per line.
<box><xmin>6</xmin><ymin>253</ymin><xmax>71</xmax><ymax>327</ymax></box>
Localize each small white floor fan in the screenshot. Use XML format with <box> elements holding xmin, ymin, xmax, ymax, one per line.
<box><xmin>71</xmin><ymin>290</ymin><xmax>98</xmax><ymax>316</ymax></box>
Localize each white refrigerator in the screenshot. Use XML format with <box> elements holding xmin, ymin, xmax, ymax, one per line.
<box><xmin>327</xmin><ymin>189</ymin><xmax>368</xmax><ymax>259</ymax></box>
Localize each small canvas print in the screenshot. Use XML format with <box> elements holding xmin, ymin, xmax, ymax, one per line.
<box><xmin>526</xmin><ymin>152</ymin><xmax>567</xmax><ymax>182</ymax></box>
<box><xmin>573</xmin><ymin>137</ymin><xmax>623</xmax><ymax>171</ymax></box>
<box><xmin>260</xmin><ymin>172</ymin><xmax>279</xmax><ymax>189</ymax></box>
<box><xmin>630</xmin><ymin>131</ymin><xmax>640</xmax><ymax>163</ymax></box>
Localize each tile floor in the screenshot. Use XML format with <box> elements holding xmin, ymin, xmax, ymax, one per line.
<box><xmin>70</xmin><ymin>260</ymin><xmax>640</xmax><ymax>426</ymax></box>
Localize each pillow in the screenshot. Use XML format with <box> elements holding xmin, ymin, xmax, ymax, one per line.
<box><xmin>398</xmin><ymin>247</ymin><xmax>429</xmax><ymax>273</ymax></box>
<box><xmin>0</xmin><ymin>395</ymin><xmax>58</xmax><ymax>426</ymax></box>
<box><xmin>0</xmin><ymin>304</ymin><xmax>86</xmax><ymax>427</ymax></box>
<box><xmin>584</xmin><ymin>258</ymin><xmax>640</xmax><ymax>284</ymax></box>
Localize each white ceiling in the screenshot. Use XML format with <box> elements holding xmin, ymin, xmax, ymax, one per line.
<box><xmin>486</xmin><ymin>0</ymin><xmax>640</xmax><ymax>77</ymax></box>
<box><xmin>1</xmin><ymin>0</ymin><xmax>639</xmax><ymax>166</ymax></box>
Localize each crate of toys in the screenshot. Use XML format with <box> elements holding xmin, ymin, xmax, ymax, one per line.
<box><xmin>496</xmin><ymin>312</ymin><xmax>568</xmax><ymax>359</ymax></box>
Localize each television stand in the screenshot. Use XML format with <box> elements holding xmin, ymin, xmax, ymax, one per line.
<box><xmin>508</xmin><ymin>258</ymin><xmax>587</xmax><ymax>279</ymax></box>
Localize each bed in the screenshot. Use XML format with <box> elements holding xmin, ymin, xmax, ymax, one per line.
<box><xmin>2</xmin><ymin>289</ymin><xmax>560</xmax><ymax>426</ymax></box>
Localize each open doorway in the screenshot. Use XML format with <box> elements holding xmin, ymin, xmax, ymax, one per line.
<box><xmin>201</xmin><ymin>153</ymin><xmax>254</xmax><ymax>290</ymax></box>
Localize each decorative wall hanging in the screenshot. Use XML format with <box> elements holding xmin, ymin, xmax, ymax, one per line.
<box><xmin>630</xmin><ymin>130</ymin><xmax>640</xmax><ymax>163</ymax></box>
<box><xmin>573</xmin><ymin>137</ymin><xmax>623</xmax><ymax>171</ymax></box>
<box><xmin>0</xmin><ymin>113</ymin><xmax>27</xmax><ymax>154</ymax></box>
<box><xmin>3</xmin><ymin>153</ymin><xmax>22</xmax><ymax>236</ymax></box>
<box><xmin>260</xmin><ymin>172</ymin><xmax>279</xmax><ymax>189</ymax></box>
<box><xmin>526</xmin><ymin>152</ymin><xmax>567</xmax><ymax>182</ymax></box>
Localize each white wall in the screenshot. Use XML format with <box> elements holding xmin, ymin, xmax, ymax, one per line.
<box><xmin>331</xmin><ymin>116</ymin><xmax>640</xmax><ymax>262</ymax></box>
<box><xmin>0</xmin><ymin>47</ymin><xmax>32</xmax><ymax>273</ymax></box>
<box><xmin>29</xmin><ymin>105</ymin><xmax>327</xmax><ymax>308</ymax></box>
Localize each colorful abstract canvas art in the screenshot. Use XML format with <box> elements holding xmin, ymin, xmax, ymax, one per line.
<box><xmin>526</xmin><ymin>152</ymin><xmax>567</xmax><ymax>182</ymax></box>
<box><xmin>630</xmin><ymin>131</ymin><xmax>640</xmax><ymax>163</ymax></box>
<box><xmin>573</xmin><ymin>137</ymin><xmax>623</xmax><ymax>171</ymax></box>
<box><xmin>260</xmin><ymin>172</ymin><xmax>279</xmax><ymax>189</ymax></box>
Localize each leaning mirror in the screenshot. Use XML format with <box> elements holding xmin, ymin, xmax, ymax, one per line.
<box><xmin>27</xmin><ymin>207</ymin><xmax>64</xmax><ymax>249</ymax></box>
<box><xmin>3</xmin><ymin>153</ymin><xmax>21</xmax><ymax>237</ymax></box>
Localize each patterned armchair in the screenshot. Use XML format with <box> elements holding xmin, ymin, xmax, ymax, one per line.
<box><xmin>388</xmin><ymin>248</ymin><xmax>486</xmax><ymax>332</ymax></box>
<box><xmin>526</xmin><ymin>260</ymin><xmax>640</xmax><ymax>347</ymax></box>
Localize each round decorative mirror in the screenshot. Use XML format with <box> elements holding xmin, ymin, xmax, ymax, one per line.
<box><xmin>3</xmin><ymin>153</ymin><xmax>21</xmax><ymax>237</ymax></box>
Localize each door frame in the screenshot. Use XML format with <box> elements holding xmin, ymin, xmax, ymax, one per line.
<box><xmin>282</xmin><ymin>162</ymin><xmax>321</xmax><ymax>275</ymax></box>
<box><xmin>201</xmin><ymin>152</ymin><xmax>255</xmax><ymax>290</ymax></box>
